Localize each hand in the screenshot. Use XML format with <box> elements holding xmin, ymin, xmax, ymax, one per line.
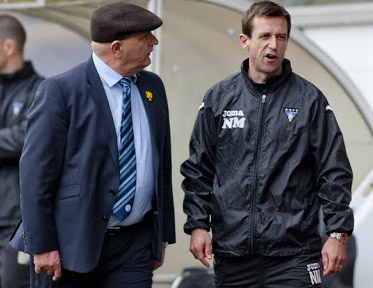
<box><xmin>34</xmin><ymin>250</ymin><xmax>62</xmax><ymax>281</ymax></box>
<box><xmin>190</xmin><ymin>228</ymin><xmax>212</xmax><ymax>267</ymax></box>
<box><xmin>153</xmin><ymin>242</ymin><xmax>167</xmax><ymax>270</ymax></box>
<box><xmin>321</xmin><ymin>237</ymin><xmax>346</xmax><ymax>276</ymax></box>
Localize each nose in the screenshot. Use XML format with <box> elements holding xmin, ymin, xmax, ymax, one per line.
<box><xmin>148</xmin><ymin>32</ymin><xmax>159</xmax><ymax>46</ymax></box>
<box><xmin>268</xmin><ymin>36</ymin><xmax>278</xmax><ymax>50</ymax></box>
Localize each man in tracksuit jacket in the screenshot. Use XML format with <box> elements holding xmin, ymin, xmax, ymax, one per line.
<box><xmin>181</xmin><ymin>1</ymin><xmax>354</xmax><ymax>287</ymax></box>
<box><xmin>0</xmin><ymin>14</ymin><xmax>43</xmax><ymax>288</ymax></box>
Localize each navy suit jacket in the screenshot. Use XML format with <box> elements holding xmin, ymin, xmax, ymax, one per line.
<box><xmin>10</xmin><ymin>57</ymin><xmax>176</xmax><ymax>273</ymax></box>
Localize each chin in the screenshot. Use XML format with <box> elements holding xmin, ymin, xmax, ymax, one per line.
<box><xmin>264</xmin><ymin>65</ymin><xmax>281</xmax><ymax>75</ymax></box>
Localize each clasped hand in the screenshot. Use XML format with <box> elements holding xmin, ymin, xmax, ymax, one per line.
<box><xmin>34</xmin><ymin>250</ymin><xmax>62</xmax><ymax>281</ymax></box>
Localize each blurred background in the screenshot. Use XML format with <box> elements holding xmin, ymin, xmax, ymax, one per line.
<box><xmin>1</xmin><ymin>0</ymin><xmax>372</xmax><ymax>287</ymax></box>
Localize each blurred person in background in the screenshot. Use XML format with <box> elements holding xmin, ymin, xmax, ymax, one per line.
<box><xmin>0</xmin><ymin>13</ymin><xmax>43</xmax><ymax>288</ymax></box>
<box><xmin>181</xmin><ymin>1</ymin><xmax>354</xmax><ymax>287</ymax></box>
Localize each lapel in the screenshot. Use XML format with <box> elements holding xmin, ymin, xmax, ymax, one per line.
<box><xmin>136</xmin><ymin>74</ymin><xmax>156</xmax><ymax>140</ymax></box>
<box><xmin>86</xmin><ymin>57</ymin><xmax>119</xmax><ymax>168</ymax></box>
<box><xmin>136</xmin><ymin>72</ymin><xmax>160</xmax><ymax>192</ymax></box>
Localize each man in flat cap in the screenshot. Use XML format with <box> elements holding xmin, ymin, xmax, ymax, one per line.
<box><xmin>10</xmin><ymin>1</ymin><xmax>175</xmax><ymax>287</ymax></box>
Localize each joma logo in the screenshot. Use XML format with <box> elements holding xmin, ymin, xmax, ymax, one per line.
<box><xmin>222</xmin><ymin>110</ymin><xmax>244</xmax><ymax>117</ymax></box>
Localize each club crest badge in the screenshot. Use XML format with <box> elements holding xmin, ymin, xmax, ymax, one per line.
<box><xmin>284</xmin><ymin>108</ymin><xmax>299</xmax><ymax>123</ymax></box>
<box><xmin>12</xmin><ymin>102</ymin><xmax>24</xmax><ymax>117</ymax></box>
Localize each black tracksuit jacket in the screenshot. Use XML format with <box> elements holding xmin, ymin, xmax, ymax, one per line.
<box><xmin>181</xmin><ymin>58</ymin><xmax>354</xmax><ymax>257</ymax></box>
<box><xmin>0</xmin><ymin>62</ymin><xmax>43</xmax><ymax>227</ymax></box>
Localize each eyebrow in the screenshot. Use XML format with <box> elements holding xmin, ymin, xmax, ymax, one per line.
<box><xmin>258</xmin><ymin>32</ymin><xmax>288</xmax><ymax>37</ymax></box>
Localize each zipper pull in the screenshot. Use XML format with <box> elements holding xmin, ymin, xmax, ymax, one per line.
<box><xmin>262</xmin><ymin>94</ymin><xmax>267</xmax><ymax>104</ymax></box>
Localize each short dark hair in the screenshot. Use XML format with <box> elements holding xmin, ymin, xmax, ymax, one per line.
<box><xmin>0</xmin><ymin>14</ymin><xmax>26</xmax><ymax>53</ymax></box>
<box><xmin>242</xmin><ymin>1</ymin><xmax>291</xmax><ymax>38</ymax></box>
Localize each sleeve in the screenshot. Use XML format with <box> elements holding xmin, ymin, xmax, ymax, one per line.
<box><xmin>0</xmin><ymin>79</ymin><xmax>41</xmax><ymax>160</ymax></box>
<box><xmin>180</xmin><ymin>94</ymin><xmax>217</xmax><ymax>235</ymax></box>
<box><xmin>19</xmin><ymin>79</ymin><xmax>68</xmax><ymax>253</ymax></box>
<box><xmin>0</xmin><ymin>122</ymin><xmax>27</xmax><ymax>160</ymax></box>
<box><xmin>310</xmin><ymin>91</ymin><xmax>354</xmax><ymax>235</ymax></box>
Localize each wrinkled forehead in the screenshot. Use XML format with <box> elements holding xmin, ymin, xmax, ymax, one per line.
<box><xmin>251</xmin><ymin>16</ymin><xmax>289</xmax><ymax>35</ymax></box>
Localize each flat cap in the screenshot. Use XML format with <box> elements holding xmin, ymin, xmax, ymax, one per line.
<box><xmin>90</xmin><ymin>1</ymin><xmax>162</xmax><ymax>43</ymax></box>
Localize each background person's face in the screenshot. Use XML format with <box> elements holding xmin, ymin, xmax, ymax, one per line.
<box><xmin>0</xmin><ymin>40</ymin><xmax>8</xmax><ymax>74</ymax></box>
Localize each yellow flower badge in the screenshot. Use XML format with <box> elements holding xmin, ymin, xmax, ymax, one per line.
<box><xmin>145</xmin><ymin>91</ymin><xmax>153</xmax><ymax>102</ymax></box>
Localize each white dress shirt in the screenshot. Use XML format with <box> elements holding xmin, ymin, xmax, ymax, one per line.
<box><xmin>92</xmin><ymin>53</ymin><xmax>154</xmax><ymax>226</ymax></box>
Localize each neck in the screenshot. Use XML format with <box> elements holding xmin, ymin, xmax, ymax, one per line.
<box><xmin>248</xmin><ymin>67</ymin><xmax>283</xmax><ymax>84</ymax></box>
<box><xmin>0</xmin><ymin>56</ymin><xmax>24</xmax><ymax>74</ymax></box>
<box><xmin>248</xmin><ymin>69</ymin><xmax>270</xmax><ymax>84</ymax></box>
<box><xmin>247</xmin><ymin>61</ymin><xmax>283</xmax><ymax>84</ymax></box>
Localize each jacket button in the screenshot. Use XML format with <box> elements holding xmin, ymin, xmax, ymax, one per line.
<box><xmin>102</xmin><ymin>216</ymin><xmax>108</xmax><ymax>222</ymax></box>
<box><xmin>109</xmin><ymin>189</ymin><xmax>116</xmax><ymax>195</ymax></box>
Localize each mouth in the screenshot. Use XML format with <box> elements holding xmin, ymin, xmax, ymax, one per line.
<box><xmin>265</xmin><ymin>53</ymin><xmax>277</xmax><ymax>60</ymax></box>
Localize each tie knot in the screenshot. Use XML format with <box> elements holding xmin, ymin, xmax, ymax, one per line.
<box><xmin>118</xmin><ymin>77</ymin><xmax>131</xmax><ymax>90</ymax></box>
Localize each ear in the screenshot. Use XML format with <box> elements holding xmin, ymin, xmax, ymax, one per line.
<box><xmin>110</xmin><ymin>40</ymin><xmax>123</xmax><ymax>59</ymax></box>
<box><xmin>3</xmin><ymin>38</ymin><xmax>17</xmax><ymax>57</ymax></box>
<box><xmin>239</xmin><ymin>34</ymin><xmax>250</xmax><ymax>50</ymax></box>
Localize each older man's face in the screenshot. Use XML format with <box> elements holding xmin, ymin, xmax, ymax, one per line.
<box><xmin>120</xmin><ymin>32</ymin><xmax>158</xmax><ymax>74</ymax></box>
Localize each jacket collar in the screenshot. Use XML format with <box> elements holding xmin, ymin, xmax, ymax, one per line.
<box><xmin>0</xmin><ymin>61</ymin><xmax>37</xmax><ymax>82</ymax></box>
<box><xmin>241</xmin><ymin>58</ymin><xmax>292</xmax><ymax>95</ymax></box>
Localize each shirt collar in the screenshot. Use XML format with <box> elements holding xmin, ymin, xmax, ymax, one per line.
<box><xmin>92</xmin><ymin>52</ymin><xmax>137</xmax><ymax>87</ymax></box>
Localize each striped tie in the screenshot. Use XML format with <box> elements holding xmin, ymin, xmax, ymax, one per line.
<box><xmin>113</xmin><ymin>77</ymin><xmax>136</xmax><ymax>221</ymax></box>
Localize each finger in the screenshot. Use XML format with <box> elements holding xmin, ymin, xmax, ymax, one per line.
<box><xmin>205</xmin><ymin>242</ymin><xmax>212</xmax><ymax>260</ymax></box>
<box><xmin>322</xmin><ymin>253</ymin><xmax>328</xmax><ymax>275</ymax></box>
<box><xmin>46</xmin><ymin>269</ymin><xmax>54</xmax><ymax>276</ymax></box>
<box><xmin>34</xmin><ymin>265</ymin><xmax>42</xmax><ymax>274</ymax></box>
<box><xmin>336</xmin><ymin>260</ymin><xmax>345</xmax><ymax>272</ymax></box>
<box><xmin>323</xmin><ymin>265</ymin><xmax>335</xmax><ymax>276</ymax></box>
<box><xmin>190</xmin><ymin>246</ymin><xmax>201</xmax><ymax>259</ymax></box>
<box><xmin>324</xmin><ymin>262</ymin><xmax>341</xmax><ymax>276</ymax></box>
<box><xmin>190</xmin><ymin>247</ymin><xmax>198</xmax><ymax>258</ymax></box>
<box><xmin>194</xmin><ymin>249</ymin><xmax>208</xmax><ymax>267</ymax></box>
<box><xmin>328</xmin><ymin>257</ymin><xmax>337</xmax><ymax>273</ymax></box>
<box><xmin>153</xmin><ymin>261</ymin><xmax>162</xmax><ymax>271</ymax></box>
<box><xmin>198</xmin><ymin>256</ymin><xmax>210</xmax><ymax>267</ymax></box>
<box><xmin>323</xmin><ymin>258</ymin><xmax>334</xmax><ymax>276</ymax></box>
<box><xmin>189</xmin><ymin>243</ymin><xmax>199</xmax><ymax>256</ymax></box>
<box><xmin>53</xmin><ymin>266</ymin><xmax>62</xmax><ymax>281</ymax></box>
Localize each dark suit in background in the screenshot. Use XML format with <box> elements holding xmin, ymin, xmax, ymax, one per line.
<box><xmin>10</xmin><ymin>2</ymin><xmax>175</xmax><ymax>287</ymax></box>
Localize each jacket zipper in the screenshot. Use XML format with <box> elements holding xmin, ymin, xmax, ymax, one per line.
<box><xmin>250</xmin><ymin>94</ymin><xmax>267</xmax><ymax>253</ymax></box>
